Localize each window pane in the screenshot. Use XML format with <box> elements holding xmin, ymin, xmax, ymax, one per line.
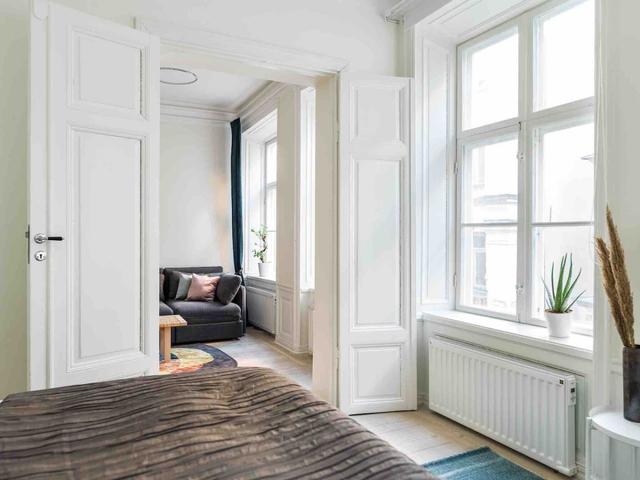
<box><xmin>534</xmin><ymin>122</ymin><xmax>594</xmax><ymax>222</ymax></box>
<box><xmin>266</xmin><ymin>141</ymin><xmax>277</xmax><ymax>184</ymax></box>
<box><xmin>265</xmin><ymin>186</ymin><xmax>277</xmax><ymax>230</ymax></box>
<box><xmin>266</xmin><ymin>231</ymin><xmax>277</xmax><ymax>265</ymax></box>
<box><xmin>532</xmin><ymin>225</ymin><xmax>594</xmax><ymax>330</ymax></box>
<box><xmin>460</xmin><ymin>226</ymin><xmax>517</xmax><ymax>315</ymax></box>
<box><xmin>462</xmin><ymin>138</ymin><xmax>518</xmax><ymax>223</ymax></box>
<box><xmin>534</xmin><ymin>0</ymin><xmax>594</xmax><ymax>110</ymax></box>
<box><xmin>463</xmin><ymin>29</ymin><xmax>519</xmax><ymax>130</ymax></box>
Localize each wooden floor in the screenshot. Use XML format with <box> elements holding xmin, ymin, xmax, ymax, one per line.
<box><xmin>210</xmin><ymin>327</ymin><xmax>567</xmax><ymax>479</ymax></box>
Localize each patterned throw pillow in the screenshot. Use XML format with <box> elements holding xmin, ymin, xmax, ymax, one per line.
<box><xmin>187</xmin><ymin>274</ymin><xmax>220</xmax><ymax>302</ymax></box>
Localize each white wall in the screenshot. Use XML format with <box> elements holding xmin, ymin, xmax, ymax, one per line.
<box><xmin>160</xmin><ymin>117</ymin><xmax>233</xmax><ymax>269</ymax></box>
<box><xmin>0</xmin><ymin>0</ymin><xmax>398</xmax><ymax>398</ymax></box>
<box><xmin>597</xmin><ymin>0</ymin><xmax>640</xmax><ymax>405</ymax></box>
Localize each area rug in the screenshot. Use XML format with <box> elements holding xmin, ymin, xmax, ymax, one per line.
<box><xmin>424</xmin><ymin>447</ymin><xmax>542</xmax><ymax>479</ymax></box>
<box><xmin>159</xmin><ymin>343</ymin><xmax>237</xmax><ymax>375</ymax></box>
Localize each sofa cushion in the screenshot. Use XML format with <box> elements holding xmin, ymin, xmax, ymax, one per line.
<box><xmin>187</xmin><ymin>274</ymin><xmax>220</xmax><ymax>302</ymax></box>
<box><xmin>216</xmin><ymin>274</ymin><xmax>242</xmax><ymax>305</ymax></box>
<box><xmin>159</xmin><ymin>272</ymin><xmax>165</xmax><ymax>302</ymax></box>
<box><xmin>166</xmin><ymin>300</ymin><xmax>241</xmax><ymax>325</ymax></box>
<box><xmin>165</xmin><ymin>267</ymin><xmax>224</xmax><ymax>299</ymax></box>
<box><xmin>159</xmin><ymin>301</ymin><xmax>173</xmax><ymax>316</ymax></box>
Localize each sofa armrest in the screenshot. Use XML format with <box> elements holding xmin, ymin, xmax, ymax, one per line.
<box><xmin>232</xmin><ymin>285</ymin><xmax>246</xmax><ymax>333</ymax></box>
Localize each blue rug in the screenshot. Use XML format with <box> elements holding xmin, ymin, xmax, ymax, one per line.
<box><xmin>424</xmin><ymin>447</ymin><xmax>542</xmax><ymax>479</ymax></box>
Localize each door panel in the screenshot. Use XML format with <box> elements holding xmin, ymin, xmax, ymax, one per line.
<box><xmin>339</xmin><ymin>74</ymin><xmax>415</xmax><ymax>414</ymax></box>
<box><xmin>74</xmin><ymin>131</ymin><xmax>141</xmax><ymax>361</ymax></box>
<box><xmin>30</xmin><ymin>3</ymin><xmax>159</xmax><ymax>388</ymax></box>
<box><xmin>355</xmin><ymin>158</ymin><xmax>401</xmax><ymax>328</ymax></box>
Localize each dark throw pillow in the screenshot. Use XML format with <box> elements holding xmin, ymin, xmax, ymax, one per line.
<box><xmin>216</xmin><ymin>274</ymin><xmax>242</xmax><ymax>305</ymax></box>
<box><xmin>159</xmin><ymin>272</ymin><xmax>165</xmax><ymax>301</ymax></box>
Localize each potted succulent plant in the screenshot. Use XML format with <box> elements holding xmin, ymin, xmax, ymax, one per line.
<box><xmin>251</xmin><ymin>225</ymin><xmax>272</xmax><ymax>278</ymax></box>
<box><xmin>596</xmin><ymin>207</ymin><xmax>638</xmax><ymax>422</ymax></box>
<box><xmin>542</xmin><ymin>253</ymin><xmax>585</xmax><ymax>338</ymax></box>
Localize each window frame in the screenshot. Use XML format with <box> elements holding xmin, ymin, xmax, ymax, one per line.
<box><xmin>454</xmin><ymin>0</ymin><xmax>595</xmax><ymax>335</ymax></box>
<box><xmin>262</xmin><ymin>136</ymin><xmax>277</xmax><ymax>266</ymax></box>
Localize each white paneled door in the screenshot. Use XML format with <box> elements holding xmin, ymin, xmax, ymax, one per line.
<box><xmin>29</xmin><ymin>2</ymin><xmax>159</xmax><ymax>388</ymax></box>
<box><xmin>338</xmin><ymin>74</ymin><xmax>416</xmax><ymax>414</ymax></box>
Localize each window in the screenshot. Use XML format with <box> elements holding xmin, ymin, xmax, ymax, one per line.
<box><xmin>243</xmin><ymin>110</ymin><xmax>278</xmax><ymax>278</ymax></box>
<box><xmin>264</xmin><ymin>138</ymin><xmax>277</xmax><ymax>265</ymax></box>
<box><xmin>456</xmin><ymin>0</ymin><xmax>595</xmax><ymax>333</ymax></box>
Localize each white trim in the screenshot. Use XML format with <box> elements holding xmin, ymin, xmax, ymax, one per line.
<box><xmin>135</xmin><ymin>18</ymin><xmax>348</xmax><ymax>78</ymax></box>
<box><xmin>160</xmin><ymin>103</ymin><xmax>236</xmax><ymax>124</ymax></box>
<box><xmin>246</xmin><ymin>275</ymin><xmax>276</xmax><ymax>292</ymax></box>
<box><xmin>238</xmin><ymin>82</ymin><xmax>288</xmax><ymax>129</ymax></box>
<box><xmin>424</xmin><ymin>310</ymin><xmax>593</xmax><ymax>359</ymax></box>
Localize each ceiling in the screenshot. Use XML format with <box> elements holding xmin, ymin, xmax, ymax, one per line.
<box><xmin>160</xmin><ymin>67</ymin><xmax>273</xmax><ymax>113</ymax></box>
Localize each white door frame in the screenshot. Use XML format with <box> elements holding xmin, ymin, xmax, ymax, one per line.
<box><xmin>136</xmin><ymin>18</ymin><xmax>348</xmax><ymax>405</ymax></box>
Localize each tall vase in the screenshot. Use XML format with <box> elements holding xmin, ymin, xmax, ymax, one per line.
<box><xmin>623</xmin><ymin>346</ymin><xmax>640</xmax><ymax>422</ymax></box>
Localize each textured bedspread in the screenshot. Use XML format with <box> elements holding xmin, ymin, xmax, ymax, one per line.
<box><xmin>0</xmin><ymin>367</ymin><xmax>435</xmax><ymax>479</ymax></box>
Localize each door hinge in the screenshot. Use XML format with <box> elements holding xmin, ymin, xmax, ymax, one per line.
<box><xmin>454</xmin><ymin>162</ymin><xmax>459</xmax><ymax>175</ymax></box>
<box><xmin>453</xmin><ymin>273</ymin><xmax>457</xmax><ymax>288</ymax></box>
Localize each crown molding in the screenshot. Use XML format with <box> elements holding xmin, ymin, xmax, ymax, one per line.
<box><xmin>385</xmin><ymin>0</ymin><xmax>424</xmax><ymax>23</ymax></box>
<box><xmin>160</xmin><ymin>102</ymin><xmax>236</xmax><ymax>125</ymax></box>
<box><xmin>237</xmin><ymin>82</ymin><xmax>288</xmax><ymax>121</ymax></box>
<box><xmin>136</xmin><ymin>18</ymin><xmax>348</xmax><ymax>78</ymax></box>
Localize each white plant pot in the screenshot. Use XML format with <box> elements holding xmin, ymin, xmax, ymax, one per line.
<box><xmin>545</xmin><ymin>310</ymin><xmax>573</xmax><ymax>338</ymax></box>
<box><xmin>258</xmin><ymin>262</ymin><xmax>273</xmax><ymax>278</ymax></box>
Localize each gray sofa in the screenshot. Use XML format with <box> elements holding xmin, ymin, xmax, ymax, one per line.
<box><xmin>159</xmin><ymin>266</ymin><xmax>246</xmax><ymax>343</ymax></box>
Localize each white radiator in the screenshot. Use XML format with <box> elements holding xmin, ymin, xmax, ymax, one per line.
<box><xmin>246</xmin><ymin>286</ymin><xmax>276</xmax><ymax>334</ymax></box>
<box><xmin>428</xmin><ymin>337</ymin><xmax>577</xmax><ymax>476</ymax></box>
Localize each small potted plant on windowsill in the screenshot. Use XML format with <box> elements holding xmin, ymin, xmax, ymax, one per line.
<box><xmin>251</xmin><ymin>225</ymin><xmax>273</xmax><ymax>278</ymax></box>
<box><xmin>542</xmin><ymin>253</ymin><xmax>585</xmax><ymax>338</ymax></box>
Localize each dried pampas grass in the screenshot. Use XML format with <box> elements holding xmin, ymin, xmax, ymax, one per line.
<box><xmin>595</xmin><ymin>207</ymin><xmax>636</xmax><ymax>348</ymax></box>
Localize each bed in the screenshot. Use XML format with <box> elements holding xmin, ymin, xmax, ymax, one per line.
<box><xmin>0</xmin><ymin>367</ymin><xmax>435</xmax><ymax>479</ymax></box>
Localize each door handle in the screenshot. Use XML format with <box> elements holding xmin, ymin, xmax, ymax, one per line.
<box><xmin>34</xmin><ymin>233</ymin><xmax>64</xmax><ymax>244</ymax></box>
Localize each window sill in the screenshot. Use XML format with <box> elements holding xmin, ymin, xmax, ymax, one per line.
<box><xmin>245</xmin><ymin>275</ymin><xmax>276</xmax><ymax>290</ymax></box>
<box><xmin>421</xmin><ymin>309</ymin><xmax>593</xmax><ymax>361</ymax></box>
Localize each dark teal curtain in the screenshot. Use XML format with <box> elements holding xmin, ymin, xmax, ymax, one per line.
<box><xmin>230</xmin><ymin>118</ymin><xmax>244</xmax><ymax>282</ymax></box>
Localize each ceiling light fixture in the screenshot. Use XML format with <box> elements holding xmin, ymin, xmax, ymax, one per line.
<box><xmin>160</xmin><ymin>67</ymin><xmax>198</xmax><ymax>85</ymax></box>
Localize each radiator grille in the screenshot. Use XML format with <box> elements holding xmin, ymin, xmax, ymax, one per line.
<box><xmin>428</xmin><ymin>337</ymin><xmax>576</xmax><ymax>475</ymax></box>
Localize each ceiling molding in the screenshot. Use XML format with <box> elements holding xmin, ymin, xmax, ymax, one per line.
<box><xmin>160</xmin><ymin>102</ymin><xmax>236</xmax><ymax>125</ymax></box>
<box><xmin>237</xmin><ymin>82</ymin><xmax>289</xmax><ymax>130</ymax></box>
<box><xmin>385</xmin><ymin>0</ymin><xmax>424</xmax><ymax>23</ymax></box>
<box><xmin>136</xmin><ymin>18</ymin><xmax>349</xmax><ymax>78</ymax></box>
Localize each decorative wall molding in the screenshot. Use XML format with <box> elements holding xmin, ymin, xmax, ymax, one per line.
<box><xmin>135</xmin><ymin>18</ymin><xmax>348</xmax><ymax>78</ymax></box>
<box><xmin>160</xmin><ymin>102</ymin><xmax>236</xmax><ymax>125</ymax></box>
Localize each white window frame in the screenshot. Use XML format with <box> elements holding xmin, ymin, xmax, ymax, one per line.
<box><xmin>263</xmin><ymin>136</ymin><xmax>277</xmax><ymax>266</ymax></box>
<box><xmin>454</xmin><ymin>0</ymin><xmax>595</xmax><ymax>335</ymax></box>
